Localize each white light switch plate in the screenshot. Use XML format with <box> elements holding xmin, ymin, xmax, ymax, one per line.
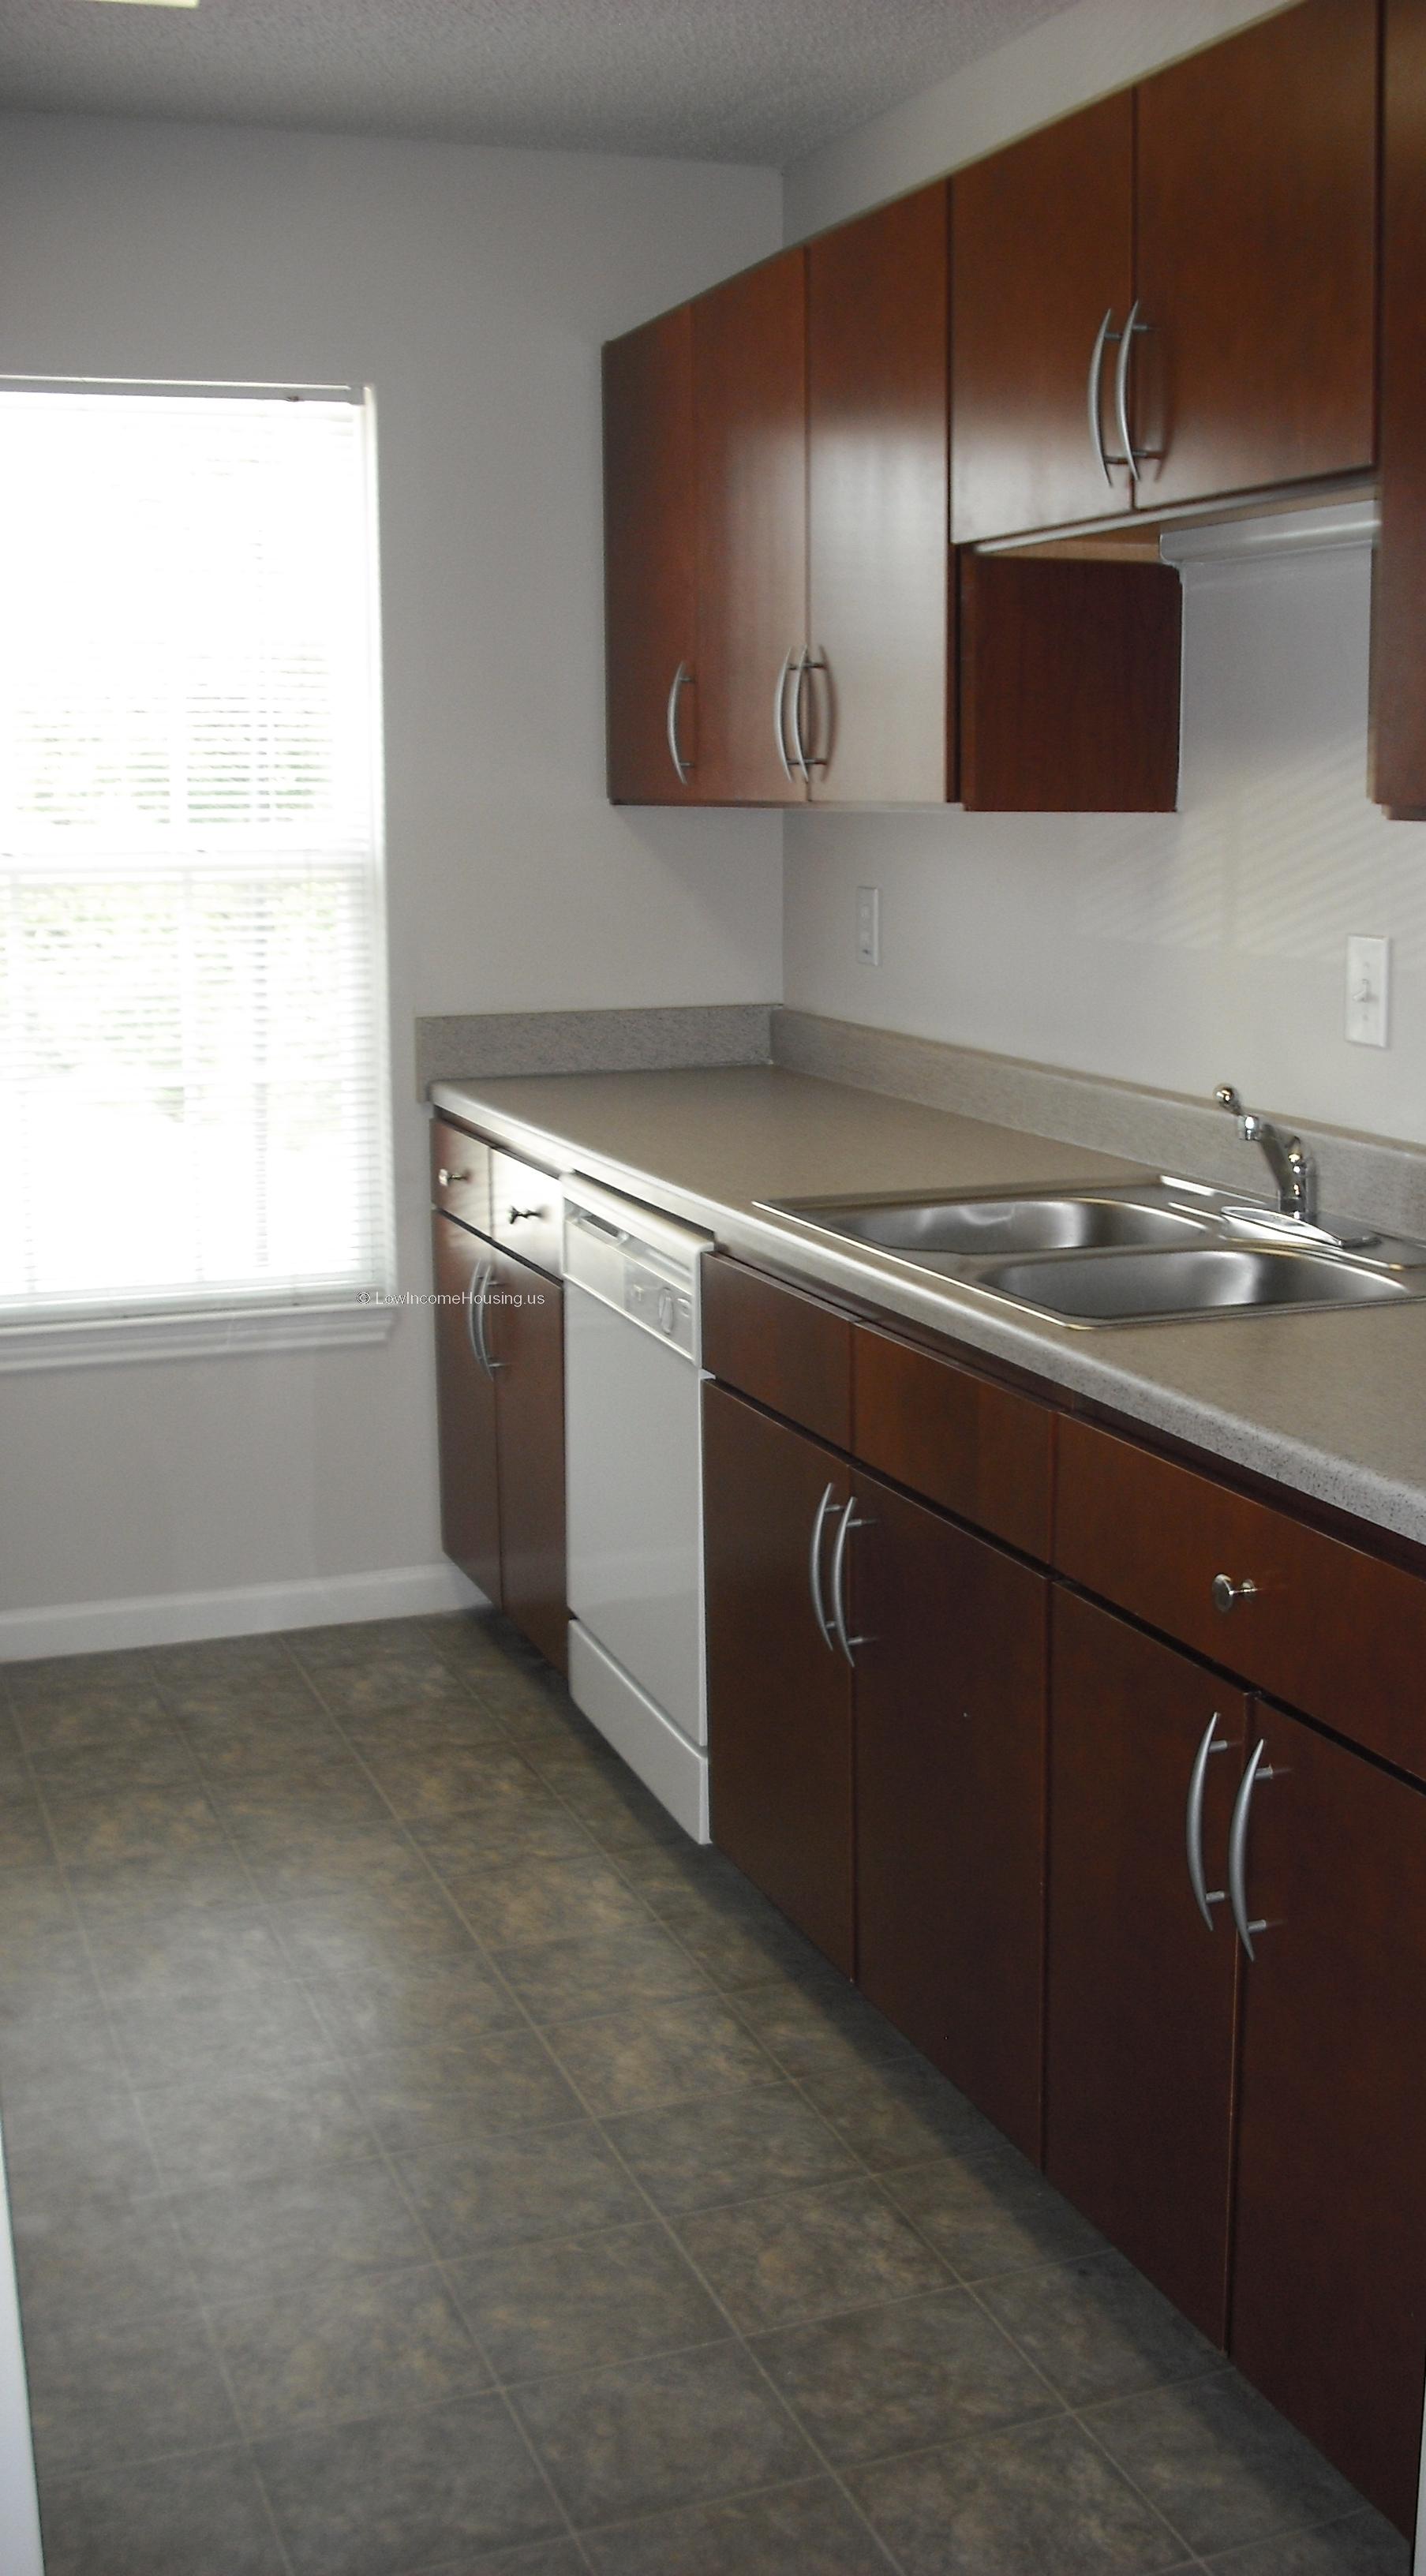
<box><xmin>1346</xmin><ymin>934</ymin><xmax>1390</xmax><ymax>1047</ymax></box>
<box><xmin>856</xmin><ymin>886</ymin><xmax>881</xmax><ymax>967</ymax></box>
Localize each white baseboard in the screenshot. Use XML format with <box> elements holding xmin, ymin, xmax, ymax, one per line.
<box><xmin>0</xmin><ymin>1563</ymin><xmax>486</xmax><ymax>1664</ymax></box>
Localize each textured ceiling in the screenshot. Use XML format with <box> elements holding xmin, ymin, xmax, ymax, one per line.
<box><xmin>0</xmin><ymin>0</ymin><xmax>1086</xmax><ymax>164</ymax></box>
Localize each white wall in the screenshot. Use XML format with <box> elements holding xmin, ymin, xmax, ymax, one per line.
<box><xmin>0</xmin><ymin>112</ymin><xmax>782</xmax><ymax>1641</ymax></box>
<box><xmin>781</xmin><ymin>0</ymin><xmax>1426</xmax><ymax>1151</ymax></box>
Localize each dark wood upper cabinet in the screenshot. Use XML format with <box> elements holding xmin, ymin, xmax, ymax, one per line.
<box><xmin>703</xmin><ymin>1380</ymin><xmax>856</xmax><ymax>1974</ymax></box>
<box><xmin>431</xmin><ymin>1211</ymin><xmax>503</xmax><ymax>1612</ymax></box>
<box><xmin>959</xmin><ymin>552</ymin><xmax>1181</xmax><ymax>813</ymax></box>
<box><xmin>1372</xmin><ymin>0</ymin><xmax>1426</xmax><ymax>815</ymax></box>
<box><xmin>488</xmin><ymin>1242</ymin><xmax>567</xmax><ymax>1676</ymax></box>
<box><xmin>1132</xmin><ymin>0</ymin><xmax>1378</xmax><ymax>511</ymax></box>
<box><xmin>1046</xmin><ymin>1591</ymin><xmax>1247</xmax><ymax>2343</ymax></box>
<box><xmin>693</xmin><ymin>249</ymin><xmax>809</xmax><ymax>805</ymax></box>
<box><xmin>854</xmin><ymin>1473</ymin><xmax>1048</xmax><ymax>2158</ymax></box>
<box><xmin>1230</xmin><ymin>1702</ymin><xmax>1426</xmax><ymax>2535</ymax></box>
<box><xmin>602</xmin><ymin>306</ymin><xmax>698</xmax><ymax>806</ymax></box>
<box><xmin>951</xmin><ymin>92</ymin><xmax>1136</xmax><ymax>545</ymax></box>
<box><xmin>806</xmin><ymin>182</ymin><xmax>953</xmax><ymax>803</ymax></box>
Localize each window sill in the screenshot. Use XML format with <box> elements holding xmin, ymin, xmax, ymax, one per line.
<box><xmin>0</xmin><ymin>1301</ymin><xmax>396</xmax><ymax>1374</ymax></box>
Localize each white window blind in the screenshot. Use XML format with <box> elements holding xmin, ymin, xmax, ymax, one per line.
<box><xmin>0</xmin><ymin>386</ymin><xmax>392</xmax><ymax>1345</ymax></box>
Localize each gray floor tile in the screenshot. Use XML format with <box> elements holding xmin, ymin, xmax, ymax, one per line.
<box><xmin>342</xmin><ymin>1699</ymin><xmax>512</xmax><ymax>1759</ymax></box>
<box><xmin>214</xmin><ymin>1760</ymin><xmax>397</xmax><ymax>1841</ymax></box>
<box><xmin>181</xmin><ymin>1706</ymin><xmax>348</xmax><ymax>1779</ymax></box>
<box><xmin>211</xmin><ymin>2262</ymin><xmax>490</xmax><ymax>2436</ymax></box>
<box><xmin>2</xmin><ymin>2085</ymin><xmax>165</xmax><ymax>2209</ymax></box>
<box><xmin>24</xmin><ymin>2299</ymin><xmax>240</xmax><ymax>2474</ymax></box>
<box><xmin>0</xmin><ymin>2001</ymin><xmax>125</xmax><ymax>2108</ymax></box>
<box><xmin>147</xmin><ymin>1633</ymin><xmax>300</xmax><ymax>1687</ymax></box>
<box><xmin>805</xmin><ymin>2052</ymin><xmax>1005</xmax><ymax>2172</ymax></box>
<box><xmin>13</xmin><ymin>1689</ymin><xmax>167</xmax><ymax>1747</ymax></box>
<box><xmin>395</xmin><ymin>2123</ymin><xmax>644</xmax><ymax>2256</ymax></box>
<box><xmin>6</xmin><ymin>1649</ymin><xmax>156</xmax><ymax>1703</ymax></box>
<box><xmin>270</xmin><ymin>1879</ymin><xmax>481</xmax><ymax>1975</ymax></box>
<box><xmin>851</xmin><ymin>2410</ymin><xmax>1190</xmax><ymax>2575</ymax></box>
<box><xmin>240</xmin><ymin>1822</ymin><xmax>450</xmax><ymax>1903</ymax></box>
<box><xmin>135</xmin><ymin>2055</ymin><xmax>380</xmax><ymax>2189</ymax></box>
<box><xmin>66</xmin><ymin>1844</ymin><xmax>264</xmax><ymax>1923</ymax></box>
<box><xmin>310</xmin><ymin>1659</ymin><xmax>488</xmax><ymax>1714</ymax></box>
<box><xmin>448</xmin><ymin>2219</ymin><xmax>728</xmax><ymax>2384</ymax></box>
<box><xmin>40</xmin><ymin>1780</ymin><xmax>226</xmax><ymax>1868</ymax></box>
<box><xmin>981</xmin><ymin>2248</ymin><xmax>1224</xmax><ymax>2408</ymax></box>
<box><xmin>39</xmin><ymin>2443</ymin><xmax>286</xmax><ymax>2576</ymax></box>
<box><xmin>0</xmin><ymin>1791</ymin><xmax>56</xmax><ymax>1867</ymax></box>
<box><xmin>406</xmin><ymin>2546</ymin><xmax>585</xmax><ymax>2576</ymax></box>
<box><xmin>885</xmin><ymin>2144</ymin><xmax>1108</xmax><ymax>2282</ymax></box>
<box><xmin>548</xmin><ymin>1766</ymin><xmax>688</xmax><ymax>1855</ymax></box>
<box><xmin>677</xmin><ymin>2175</ymin><xmax>951</xmax><ymax>2333</ymax></box>
<box><xmin>106</xmin><ymin>1975</ymin><xmax>333</xmax><ymax>2087</ymax></box>
<box><xmin>413</xmin><ymin>1792</ymin><xmax>597</xmax><ymax>1871</ymax></box>
<box><xmin>512</xmin><ymin>2341</ymin><xmax>814</xmax><ymax>2530</ymax></box>
<box><xmin>170</xmin><ymin>2157</ymin><xmax>429</xmax><ymax>2301</ymax></box>
<box><xmin>301</xmin><ymin>1953</ymin><xmax>521</xmax><ymax>2054</ymax></box>
<box><xmin>581</xmin><ymin>2475</ymin><xmax>896</xmax><ymax>2574</ymax></box>
<box><xmin>543</xmin><ymin>1992</ymin><xmax>780</xmax><ymax>2117</ymax></box>
<box><xmin>1087</xmin><ymin>2373</ymin><xmax>1372</xmax><ymax>2559</ymax></box>
<box><xmin>347</xmin><ymin>2026</ymin><xmax>582</xmax><ymax>2153</ymax></box>
<box><xmin>25</xmin><ymin>1731</ymin><xmax>200</xmax><ymax>1792</ymax></box>
<box><xmin>732</xmin><ymin>1972</ymin><xmax>916</xmax><ymax>2087</ymax></box>
<box><xmin>13</xmin><ymin>2187</ymin><xmax>190</xmax><ymax>2330</ymax></box>
<box><xmin>651</xmin><ymin>1887</ymin><xmax>832</xmax><ymax>1992</ymax></box>
<box><xmin>364</xmin><ymin>1737</ymin><xmax>564</xmax><ymax>1823</ymax></box>
<box><xmin>1200</xmin><ymin>2510</ymin><xmax>1413</xmax><ymax>2571</ymax></box>
<box><xmin>490</xmin><ymin>1924</ymin><xmax>713</xmax><ymax>2024</ymax></box>
<box><xmin>89</xmin><ymin>1904</ymin><xmax>293</xmax><ymax>2001</ymax></box>
<box><xmin>0</xmin><ymin>1930</ymin><xmax>98</xmax><ymax>2020</ymax></box>
<box><xmin>159</xmin><ymin>1673</ymin><xmax>324</xmax><ymax>1724</ymax></box>
<box><xmin>255</xmin><ymin>2391</ymin><xmax>563</xmax><ymax>2576</ymax></box>
<box><xmin>290</xmin><ymin>1618</ymin><xmax>461</xmax><ymax>1668</ymax></box>
<box><xmin>754</xmin><ymin>2285</ymin><xmax>1060</xmax><ymax>2464</ymax></box>
<box><xmin>0</xmin><ymin>1863</ymin><xmax>77</xmax><ymax>1944</ymax></box>
<box><xmin>604</xmin><ymin>2083</ymin><xmax>859</xmax><ymax>2215</ymax></box>
<box><xmin>448</xmin><ymin>1852</ymin><xmax>650</xmax><ymax>1948</ymax></box>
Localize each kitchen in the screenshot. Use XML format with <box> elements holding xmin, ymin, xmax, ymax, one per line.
<box><xmin>2</xmin><ymin>0</ymin><xmax>1425</xmax><ymax>2569</ymax></box>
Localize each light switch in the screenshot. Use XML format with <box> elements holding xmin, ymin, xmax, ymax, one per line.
<box><xmin>1346</xmin><ymin>934</ymin><xmax>1390</xmax><ymax>1047</ymax></box>
<box><xmin>856</xmin><ymin>886</ymin><xmax>881</xmax><ymax>967</ymax></box>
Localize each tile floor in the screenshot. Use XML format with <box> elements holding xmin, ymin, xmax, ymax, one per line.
<box><xmin>0</xmin><ymin>1609</ymin><xmax>1409</xmax><ymax>2576</ymax></box>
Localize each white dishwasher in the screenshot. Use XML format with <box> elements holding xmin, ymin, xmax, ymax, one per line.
<box><xmin>563</xmin><ymin>1174</ymin><xmax>712</xmax><ymax>1841</ymax></box>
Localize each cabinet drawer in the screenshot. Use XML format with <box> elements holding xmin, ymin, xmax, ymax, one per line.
<box><xmin>431</xmin><ymin>1119</ymin><xmax>492</xmax><ymax>1235</ymax></box>
<box><xmin>701</xmin><ymin>1253</ymin><xmax>852</xmax><ymax>1449</ymax></box>
<box><xmin>1057</xmin><ymin>1417</ymin><xmax>1426</xmax><ymax>1779</ymax></box>
<box><xmin>490</xmin><ymin>1149</ymin><xmax>563</xmax><ymax>1281</ymax></box>
<box><xmin>854</xmin><ymin>1324</ymin><xmax>1054</xmax><ymax>1560</ymax></box>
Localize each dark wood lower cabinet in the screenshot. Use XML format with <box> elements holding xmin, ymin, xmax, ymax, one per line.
<box><xmin>432</xmin><ymin>1212</ymin><xmax>502</xmax><ymax>1609</ymax></box>
<box><xmin>1230</xmin><ymin>1702</ymin><xmax>1426</xmax><ymax>2535</ymax></box>
<box><xmin>487</xmin><ymin>1244</ymin><xmax>567</xmax><ymax>1676</ymax></box>
<box><xmin>703</xmin><ymin>1383</ymin><xmax>855</xmax><ymax>1975</ymax></box>
<box><xmin>1046</xmin><ymin>1592</ymin><xmax>1247</xmax><ymax>2342</ymax></box>
<box><xmin>853</xmin><ymin>1474</ymin><xmax>1048</xmax><ymax>2159</ymax></box>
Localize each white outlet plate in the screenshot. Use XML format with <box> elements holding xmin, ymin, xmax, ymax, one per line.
<box><xmin>1346</xmin><ymin>934</ymin><xmax>1390</xmax><ymax>1047</ymax></box>
<box><xmin>856</xmin><ymin>886</ymin><xmax>881</xmax><ymax>967</ymax></box>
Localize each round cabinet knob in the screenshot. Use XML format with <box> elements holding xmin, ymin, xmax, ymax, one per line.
<box><xmin>508</xmin><ymin>1207</ymin><xmax>547</xmax><ymax>1225</ymax></box>
<box><xmin>1212</xmin><ymin>1573</ymin><xmax>1259</xmax><ymax>1615</ymax></box>
<box><xmin>436</xmin><ymin>1168</ymin><xmax>469</xmax><ymax>1187</ymax></box>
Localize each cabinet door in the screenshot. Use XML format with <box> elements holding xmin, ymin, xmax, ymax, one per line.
<box><xmin>1046</xmin><ymin>1593</ymin><xmax>1247</xmax><ymax>2342</ymax></box>
<box><xmin>959</xmin><ymin>554</ymin><xmax>1181</xmax><ymax>814</ymax></box>
<box><xmin>1230</xmin><ymin>1704</ymin><xmax>1426</xmax><ymax>2534</ymax></box>
<box><xmin>603</xmin><ymin>306</ymin><xmax>698</xmax><ymax>806</ymax></box>
<box><xmin>1372</xmin><ymin>0</ymin><xmax>1426</xmax><ymax>816</ymax></box>
<box><xmin>488</xmin><ymin>1245</ymin><xmax>567</xmax><ymax>1675</ymax></box>
<box><xmin>694</xmin><ymin>249</ymin><xmax>808</xmax><ymax>805</ymax></box>
<box><xmin>952</xmin><ymin>93</ymin><xmax>1135</xmax><ymax>542</ymax></box>
<box><xmin>853</xmin><ymin>1473</ymin><xmax>1048</xmax><ymax>2158</ymax></box>
<box><xmin>703</xmin><ymin>1383</ymin><xmax>855</xmax><ymax>1972</ymax></box>
<box><xmin>807</xmin><ymin>182</ymin><xmax>951</xmax><ymax>803</ymax></box>
<box><xmin>1132</xmin><ymin>0</ymin><xmax>1377</xmax><ymax>511</ymax></box>
<box><xmin>431</xmin><ymin>1214</ymin><xmax>502</xmax><ymax>1609</ymax></box>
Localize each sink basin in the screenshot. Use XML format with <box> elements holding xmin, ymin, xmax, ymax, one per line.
<box><xmin>978</xmin><ymin>1245</ymin><xmax>1410</xmax><ymax>1324</ymax></box>
<box><xmin>776</xmin><ymin>1190</ymin><xmax>1211</xmax><ymax>1259</ymax></box>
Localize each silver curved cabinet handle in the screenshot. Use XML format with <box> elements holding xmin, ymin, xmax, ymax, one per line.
<box><xmin>470</xmin><ymin>1261</ymin><xmax>505</xmax><ymax>1377</ymax></box>
<box><xmin>465</xmin><ymin>1259</ymin><xmax>488</xmax><ymax>1376</ymax></box>
<box><xmin>666</xmin><ymin>661</ymin><xmax>692</xmax><ymax>784</ymax></box>
<box><xmin>788</xmin><ymin>647</ymin><xmax>812</xmax><ymax>786</ymax></box>
<box><xmin>1185</xmin><ymin>1713</ymin><xmax>1229</xmax><ymax>1929</ymax></box>
<box><xmin>1113</xmin><ymin>298</ymin><xmax>1150</xmax><ymax>487</ymax></box>
<box><xmin>1087</xmin><ymin>308</ymin><xmax>1117</xmax><ymax>485</ymax></box>
<box><xmin>808</xmin><ymin>1482</ymin><xmax>836</xmax><ymax>1649</ymax></box>
<box><xmin>1227</xmin><ymin>1738</ymin><xmax>1274</xmax><ymax>1960</ymax></box>
<box><xmin>774</xmin><ymin>649</ymin><xmax>798</xmax><ymax>783</ymax></box>
<box><xmin>829</xmin><ymin>1496</ymin><xmax>872</xmax><ymax>1666</ymax></box>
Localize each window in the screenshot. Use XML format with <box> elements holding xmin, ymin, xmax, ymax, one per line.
<box><xmin>0</xmin><ymin>383</ymin><xmax>392</xmax><ymax>1362</ymax></box>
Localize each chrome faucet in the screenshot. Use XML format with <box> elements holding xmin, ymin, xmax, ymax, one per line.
<box><xmin>1214</xmin><ymin>1085</ymin><xmax>1317</xmax><ymax>1225</ymax></box>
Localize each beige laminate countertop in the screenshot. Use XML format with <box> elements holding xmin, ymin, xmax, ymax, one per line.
<box><xmin>430</xmin><ymin>1064</ymin><xmax>1426</xmax><ymax>1551</ymax></box>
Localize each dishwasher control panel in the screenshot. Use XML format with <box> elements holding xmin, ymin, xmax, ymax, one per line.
<box><xmin>623</xmin><ymin>1260</ymin><xmax>696</xmax><ymax>1359</ymax></box>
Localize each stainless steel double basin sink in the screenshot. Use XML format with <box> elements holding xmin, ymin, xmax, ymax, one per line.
<box><xmin>763</xmin><ymin>1177</ymin><xmax>1426</xmax><ymax>1327</ymax></box>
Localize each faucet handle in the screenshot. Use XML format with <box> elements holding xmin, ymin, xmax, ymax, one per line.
<box><xmin>1214</xmin><ymin>1084</ymin><xmax>1244</xmax><ymax>1116</ymax></box>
